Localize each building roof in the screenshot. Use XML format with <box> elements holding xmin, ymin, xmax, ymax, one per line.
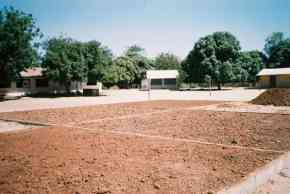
<box><xmin>20</xmin><ymin>67</ymin><xmax>44</xmax><ymax>78</ymax></box>
<box><xmin>146</xmin><ymin>70</ymin><xmax>179</xmax><ymax>79</ymax></box>
<box><xmin>257</xmin><ymin>68</ymin><xmax>290</xmax><ymax>76</ymax></box>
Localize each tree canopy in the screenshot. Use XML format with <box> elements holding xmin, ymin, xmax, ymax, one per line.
<box><xmin>183</xmin><ymin>31</ymin><xmax>241</xmax><ymax>89</ymax></box>
<box><xmin>0</xmin><ymin>7</ymin><xmax>41</xmax><ymax>84</ymax></box>
<box><xmin>264</xmin><ymin>32</ymin><xmax>285</xmax><ymax>57</ymax></box>
<box><xmin>84</xmin><ymin>41</ymin><xmax>113</xmax><ymax>84</ymax></box>
<box><xmin>264</xmin><ymin>32</ymin><xmax>290</xmax><ymax>68</ymax></box>
<box><xmin>267</xmin><ymin>41</ymin><xmax>290</xmax><ymax>68</ymax></box>
<box><xmin>124</xmin><ymin>45</ymin><xmax>153</xmax><ymax>84</ymax></box>
<box><xmin>234</xmin><ymin>51</ymin><xmax>266</xmax><ymax>83</ymax></box>
<box><xmin>103</xmin><ymin>56</ymin><xmax>138</xmax><ymax>88</ymax></box>
<box><xmin>154</xmin><ymin>52</ymin><xmax>180</xmax><ymax>70</ymax></box>
<box><xmin>42</xmin><ymin>37</ymin><xmax>87</xmax><ymax>92</ymax></box>
<box><xmin>124</xmin><ymin>45</ymin><xmax>145</xmax><ymax>58</ymax></box>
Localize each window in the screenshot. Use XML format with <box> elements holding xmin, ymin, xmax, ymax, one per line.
<box><xmin>164</xmin><ymin>78</ymin><xmax>176</xmax><ymax>85</ymax></box>
<box><xmin>151</xmin><ymin>79</ymin><xmax>162</xmax><ymax>85</ymax></box>
<box><xmin>36</xmin><ymin>79</ymin><xmax>49</xmax><ymax>87</ymax></box>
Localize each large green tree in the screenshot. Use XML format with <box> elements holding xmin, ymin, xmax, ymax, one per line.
<box><xmin>84</xmin><ymin>41</ymin><xmax>113</xmax><ymax>84</ymax></box>
<box><xmin>154</xmin><ymin>52</ymin><xmax>180</xmax><ymax>70</ymax></box>
<box><xmin>0</xmin><ymin>7</ymin><xmax>41</xmax><ymax>85</ymax></box>
<box><xmin>264</xmin><ymin>32</ymin><xmax>285</xmax><ymax>57</ymax></box>
<box><xmin>264</xmin><ymin>32</ymin><xmax>290</xmax><ymax>68</ymax></box>
<box><xmin>183</xmin><ymin>32</ymin><xmax>241</xmax><ymax>89</ymax></box>
<box><xmin>42</xmin><ymin>37</ymin><xmax>87</xmax><ymax>93</ymax></box>
<box><xmin>235</xmin><ymin>51</ymin><xmax>266</xmax><ymax>83</ymax></box>
<box><xmin>103</xmin><ymin>56</ymin><xmax>138</xmax><ymax>88</ymax></box>
<box><xmin>124</xmin><ymin>45</ymin><xmax>153</xmax><ymax>85</ymax></box>
<box><xmin>267</xmin><ymin>40</ymin><xmax>290</xmax><ymax>68</ymax></box>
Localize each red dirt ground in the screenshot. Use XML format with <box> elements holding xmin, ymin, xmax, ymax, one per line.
<box><xmin>0</xmin><ymin>100</ymin><xmax>223</xmax><ymax>124</ymax></box>
<box><xmin>0</xmin><ymin>100</ymin><xmax>288</xmax><ymax>193</ymax></box>
<box><xmin>79</xmin><ymin>110</ymin><xmax>290</xmax><ymax>151</ymax></box>
<box><xmin>0</xmin><ymin>127</ymin><xmax>279</xmax><ymax>194</ymax></box>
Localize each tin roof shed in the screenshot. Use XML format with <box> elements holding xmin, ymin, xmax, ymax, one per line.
<box><xmin>257</xmin><ymin>68</ymin><xmax>290</xmax><ymax>76</ymax></box>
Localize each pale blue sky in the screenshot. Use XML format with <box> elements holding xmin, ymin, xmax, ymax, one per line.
<box><xmin>1</xmin><ymin>0</ymin><xmax>290</xmax><ymax>58</ymax></box>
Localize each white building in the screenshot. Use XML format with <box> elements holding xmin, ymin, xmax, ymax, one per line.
<box><xmin>0</xmin><ymin>67</ymin><xmax>102</xmax><ymax>97</ymax></box>
<box><xmin>141</xmin><ymin>70</ymin><xmax>179</xmax><ymax>90</ymax></box>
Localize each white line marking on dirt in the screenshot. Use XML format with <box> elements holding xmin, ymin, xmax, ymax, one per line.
<box><xmin>63</xmin><ymin>124</ymin><xmax>285</xmax><ymax>154</ymax></box>
<box><xmin>72</xmin><ymin>104</ymin><xmax>290</xmax><ymax>126</ymax></box>
<box><xmin>1</xmin><ymin>117</ymin><xmax>283</xmax><ymax>154</ymax></box>
<box><xmin>1</xmin><ymin>102</ymin><xmax>288</xmax><ymax>154</ymax></box>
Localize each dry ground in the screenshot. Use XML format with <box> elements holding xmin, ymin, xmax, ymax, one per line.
<box><xmin>0</xmin><ymin>88</ymin><xmax>264</xmax><ymax>112</ymax></box>
<box><xmin>0</xmin><ymin>100</ymin><xmax>289</xmax><ymax>194</ymax></box>
<box><xmin>0</xmin><ymin>100</ymin><xmax>222</xmax><ymax>124</ymax></box>
<box><xmin>0</xmin><ymin>127</ymin><xmax>280</xmax><ymax>194</ymax></box>
<box><xmin>78</xmin><ymin>110</ymin><xmax>290</xmax><ymax>151</ymax></box>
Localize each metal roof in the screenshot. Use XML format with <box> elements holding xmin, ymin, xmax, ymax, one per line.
<box><xmin>146</xmin><ymin>70</ymin><xmax>179</xmax><ymax>79</ymax></box>
<box><xmin>257</xmin><ymin>68</ymin><xmax>290</xmax><ymax>76</ymax></box>
<box><xmin>20</xmin><ymin>67</ymin><xmax>44</xmax><ymax>78</ymax></box>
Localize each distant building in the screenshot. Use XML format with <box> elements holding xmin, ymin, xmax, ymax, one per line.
<box><xmin>0</xmin><ymin>67</ymin><xmax>102</xmax><ymax>97</ymax></box>
<box><xmin>141</xmin><ymin>70</ymin><xmax>179</xmax><ymax>90</ymax></box>
<box><xmin>257</xmin><ymin>68</ymin><xmax>290</xmax><ymax>88</ymax></box>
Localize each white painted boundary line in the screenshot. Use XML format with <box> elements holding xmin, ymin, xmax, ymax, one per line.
<box><xmin>218</xmin><ymin>151</ymin><xmax>290</xmax><ymax>194</ymax></box>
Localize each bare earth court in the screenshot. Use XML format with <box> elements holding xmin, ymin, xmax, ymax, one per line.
<box><xmin>0</xmin><ymin>89</ymin><xmax>290</xmax><ymax>194</ymax></box>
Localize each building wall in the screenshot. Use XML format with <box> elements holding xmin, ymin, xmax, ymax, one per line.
<box><xmin>258</xmin><ymin>75</ymin><xmax>290</xmax><ymax>88</ymax></box>
<box><xmin>0</xmin><ymin>79</ymin><xmax>97</xmax><ymax>96</ymax></box>
<box><xmin>276</xmin><ymin>75</ymin><xmax>290</xmax><ymax>88</ymax></box>
<box><xmin>257</xmin><ymin>76</ymin><xmax>270</xmax><ymax>88</ymax></box>
<box><xmin>141</xmin><ymin>78</ymin><xmax>177</xmax><ymax>90</ymax></box>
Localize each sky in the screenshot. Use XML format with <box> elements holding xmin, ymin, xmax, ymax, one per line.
<box><xmin>1</xmin><ymin>0</ymin><xmax>290</xmax><ymax>58</ymax></box>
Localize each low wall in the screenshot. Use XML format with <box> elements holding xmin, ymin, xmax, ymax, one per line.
<box><xmin>218</xmin><ymin>151</ymin><xmax>290</xmax><ymax>194</ymax></box>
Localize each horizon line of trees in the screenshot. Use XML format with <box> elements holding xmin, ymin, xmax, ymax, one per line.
<box><xmin>1</xmin><ymin>7</ymin><xmax>290</xmax><ymax>90</ymax></box>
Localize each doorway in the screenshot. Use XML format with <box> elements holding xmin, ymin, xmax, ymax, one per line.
<box><xmin>270</xmin><ymin>75</ymin><xmax>276</xmax><ymax>88</ymax></box>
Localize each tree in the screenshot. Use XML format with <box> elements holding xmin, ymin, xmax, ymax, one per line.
<box><xmin>125</xmin><ymin>45</ymin><xmax>145</xmax><ymax>58</ymax></box>
<box><xmin>267</xmin><ymin>40</ymin><xmax>290</xmax><ymax>68</ymax></box>
<box><xmin>103</xmin><ymin>56</ymin><xmax>138</xmax><ymax>88</ymax></box>
<box><xmin>124</xmin><ymin>45</ymin><xmax>153</xmax><ymax>85</ymax></box>
<box><xmin>42</xmin><ymin>37</ymin><xmax>87</xmax><ymax>93</ymax></box>
<box><xmin>84</xmin><ymin>41</ymin><xmax>113</xmax><ymax>84</ymax></box>
<box><xmin>154</xmin><ymin>52</ymin><xmax>180</xmax><ymax>70</ymax></box>
<box><xmin>264</xmin><ymin>32</ymin><xmax>285</xmax><ymax>57</ymax></box>
<box><xmin>264</xmin><ymin>32</ymin><xmax>290</xmax><ymax>68</ymax></box>
<box><xmin>183</xmin><ymin>31</ymin><xmax>241</xmax><ymax>89</ymax></box>
<box><xmin>232</xmin><ymin>65</ymin><xmax>248</xmax><ymax>83</ymax></box>
<box><xmin>235</xmin><ymin>51</ymin><xmax>266</xmax><ymax>83</ymax></box>
<box><xmin>0</xmin><ymin>7</ymin><xmax>41</xmax><ymax>85</ymax></box>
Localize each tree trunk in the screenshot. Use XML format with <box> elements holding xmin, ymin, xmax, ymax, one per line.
<box><xmin>217</xmin><ymin>82</ymin><xmax>222</xmax><ymax>90</ymax></box>
<box><xmin>64</xmin><ymin>81</ymin><xmax>71</xmax><ymax>94</ymax></box>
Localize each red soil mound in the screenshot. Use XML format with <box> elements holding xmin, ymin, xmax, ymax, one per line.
<box><xmin>252</xmin><ymin>88</ymin><xmax>290</xmax><ymax>106</ymax></box>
